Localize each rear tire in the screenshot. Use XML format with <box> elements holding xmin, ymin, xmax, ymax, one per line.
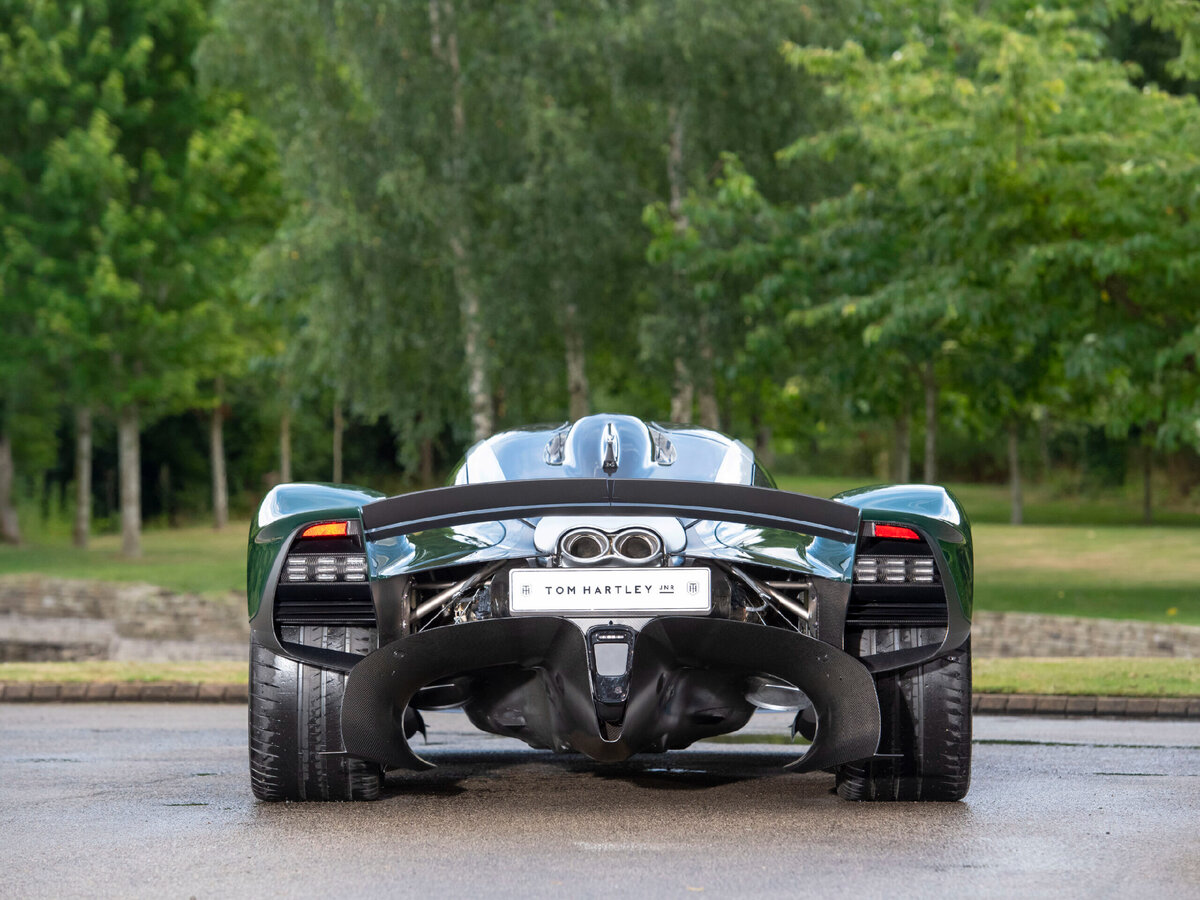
<box><xmin>249</xmin><ymin>626</ymin><xmax>383</xmax><ymax>802</ymax></box>
<box><xmin>836</xmin><ymin>631</ymin><xmax>971</xmax><ymax>802</ymax></box>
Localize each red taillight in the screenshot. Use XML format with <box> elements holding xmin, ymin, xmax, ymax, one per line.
<box><xmin>300</xmin><ymin>521</ymin><xmax>349</xmax><ymax>539</ymax></box>
<box><xmin>872</xmin><ymin>523</ymin><xmax>920</xmax><ymax>541</ymax></box>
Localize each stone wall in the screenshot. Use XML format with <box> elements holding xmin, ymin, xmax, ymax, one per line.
<box><xmin>973</xmin><ymin>611</ymin><xmax>1200</xmax><ymax>658</ymax></box>
<box><xmin>0</xmin><ymin>576</ymin><xmax>247</xmax><ymax>662</ymax></box>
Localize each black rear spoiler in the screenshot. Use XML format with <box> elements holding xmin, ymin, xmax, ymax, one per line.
<box><xmin>360</xmin><ymin>478</ymin><xmax>860</xmax><ymax>544</ymax></box>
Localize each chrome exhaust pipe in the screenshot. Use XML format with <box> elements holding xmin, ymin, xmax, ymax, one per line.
<box><xmin>611</xmin><ymin>528</ymin><xmax>663</xmax><ymax>566</ymax></box>
<box><xmin>559</xmin><ymin>528</ymin><xmax>611</xmax><ymax>566</ymax></box>
<box><xmin>557</xmin><ymin>526</ymin><xmax>665</xmax><ymax>567</ymax></box>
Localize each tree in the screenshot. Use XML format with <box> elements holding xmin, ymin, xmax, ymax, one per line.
<box><xmin>797</xmin><ymin>8</ymin><xmax>1200</xmax><ymax>492</ymax></box>
<box><xmin>201</xmin><ymin>0</ymin><xmax>860</xmax><ymax>465</ymax></box>
<box><xmin>0</xmin><ymin>5</ymin><xmax>109</xmax><ymax>543</ymax></box>
<box><xmin>639</xmin><ymin>2</ymin><xmax>1200</xmax><ymax>507</ymax></box>
<box><xmin>0</xmin><ymin>4</ymin><xmax>139</xmax><ymax>543</ymax></box>
<box><xmin>491</xmin><ymin>5</ymin><xmax>649</xmax><ymax>424</ymax></box>
<box><xmin>4</xmin><ymin>1</ymin><xmax>279</xmax><ymax>554</ymax></box>
<box><xmin>182</xmin><ymin>107</ymin><xmax>281</xmax><ymax>526</ymax></box>
<box><xmin>203</xmin><ymin>0</ymin><xmax>522</xmax><ymax>449</ymax></box>
<box><xmin>616</xmin><ymin>0</ymin><xmax>845</xmax><ymax>428</ymax></box>
<box><xmin>0</xmin><ymin>268</ymin><xmax>51</xmax><ymax>542</ymax></box>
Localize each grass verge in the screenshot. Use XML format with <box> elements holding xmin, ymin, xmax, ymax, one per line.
<box><xmin>972</xmin><ymin>524</ymin><xmax>1199</xmax><ymax>625</ymax></box>
<box><xmin>973</xmin><ymin>657</ymin><xmax>1199</xmax><ymax>697</ymax></box>
<box><xmin>0</xmin><ymin>661</ymin><xmax>246</xmax><ymax>684</ymax></box>
<box><xmin>1</xmin><ymin>657</ymin><xmax>1195</xmax><ymax>697</ymax></box>
<box><xmin>0</xmin><ymin>527</ymin><xmax>246</xmax><ymax>596</ymax></box>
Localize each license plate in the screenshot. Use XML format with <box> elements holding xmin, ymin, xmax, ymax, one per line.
<box><xmin>509</xmin><ymin>567</ymin><xmax>712</xmax><ymax>614</ymax></box>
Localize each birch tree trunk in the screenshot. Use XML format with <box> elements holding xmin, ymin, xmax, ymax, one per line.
<box><xmin>667</xmin><ymin>102</ymin><xmax>687</xmax><ymax>224</ymax></box>
<box><xmin>434</xmin><ymin>0</ymin><xmax>492</xmax><ymax>441</ymax></box>
<box><xmin>922</xmin><ymin>360</ymin><xmax>938</xmax><ymax>483</ymax></box>
<box><xmin>332</xmin><ymin>399</ymin><xmax>344</xmax><ymax>484</ymax></box>
<box><xmin>666</xmin><ymin>101</ymin><xmax>697</xmax><ymax>424</ymax></box>
<box><xmin>451</xmin><ymin>234</ymin><xmax>492</xmax><ymax>441</ymax></box>
<box><xmin>1008</xmin><ymin>419</ymin><xmax>1023</xmax><ymax>525</ymax></box>
<box><xmin>211</xmin><ymin>383</ymin><xmax>228</xmax><ymax>531</ymax></box>
<box><xmin>0</xmin><ymin>429</ymin><xmax>19</xmax><ymax>544</ymax></box>
<box><xmin>535</xmin><ymin>0</ymin><xmax>587</xmax><ymax>425</ymax></box>
<box><xmin>893</xmin><ymin>396</ymin><xmax>912</xmax><ymax>482</ymax></box>
<box><xmin>73</xmin><ymin>406</ymin><xmax>92</xmax><ymax>548</ymax></box>
<box><xmin>695</xmin><ymin>318</ymin><xmax>720</xmax><ymax>430</ymax></box>
<box><xmin>696</xmin><ymin>378</ymin><xmax>719</xmax><ymax>429</ymax></box>
<box><xmin>563</xmin><ymin>298</ymin><xmax>590</xmax><ymax>421</ymax></box>
<box><xmin>753</xmin><ymin>420</ymin><xmax>774</xmax><ymax>469</ymax></box>
<box><xmin>1143</xmin><ymin>445</ymin><xmax>1153</xmax><ymax>525</ymax></box>
<box><xmin>419</xmin><ymin>436</ymin><xmax>435</xmax><ymax>487</ymax></box>
<box><xmin>670</xmin><ymin>357</ymin><xmax>694</xmax><ymax>423</ymax></box>
<box><xmin>664</xmin><ymin>96</ymin><xmax>718</xmax><ymax>430</ymax></box>
<box><xmin>279</xmin><ymin>408</ymin><xmax>292</xmax><ymax>484</ymax></box>
<box><xmin>118</xmin><ymin>403</ymin><xmax>141</xmax><ymax>558</ymax></box>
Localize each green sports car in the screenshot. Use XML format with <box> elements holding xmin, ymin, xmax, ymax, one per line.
<box><xmin>246</xmin><ymin>414</ymin><xmax>973</xmax><ymax>802</ymax></box>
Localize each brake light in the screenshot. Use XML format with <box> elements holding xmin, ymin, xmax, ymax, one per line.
<box><xmin>872</xmin><ymin>523</ymin><xmax>920</xmax><ymax>541</ymax></box>
<box><xmin>300</xmin><ymin>521</ymin><xmax>350</xmax><ymax>539</ymax></box>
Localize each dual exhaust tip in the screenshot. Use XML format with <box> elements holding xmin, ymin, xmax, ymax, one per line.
<box><xmin>559</xmin><ymin>527</ymin><xmax>663</xmax><ymax>566</ymax></box>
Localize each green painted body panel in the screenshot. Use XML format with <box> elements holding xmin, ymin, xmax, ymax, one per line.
<box><xmin>246</xmin><ymin>483</ymin><xmax>384</xmax><ymax>619</ymax></box>
<box><xmin>833</xmin><ymin>483</ymin><xmax>973</xmax><ymax>621</ymax></box>
<box><xmin>371</xmin><ymin>521</ymin><xmax>510</xmax><ymax>578</ymax></box>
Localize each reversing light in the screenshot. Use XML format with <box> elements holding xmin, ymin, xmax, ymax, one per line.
<box><xmin>301</xmin><ymin>521</ymin><xmax>350</xmax><ymax>539</ymax></box>
<box><xmin>853</xmin><ymin>555</ymin><xmax>939</xmax><ymax>584</ymax></box>
<box><xmin>872</xmin><ymin>523</ymin><xmax>921</xmax><ymax>541</ymax></box>
<box><xmin>883</xmin><ymin>558</ymin><xmax>907</xmax><ymax>583</ymax></box>
<box><xmin>314</xmin><ymin>556</ymin><xmax>339</xmax><ymax>581</ymax></box>
<box><xmin>911</xmin><ymin>559</ymin><xmax>935</xmax><ymax>583</ymax></box>
<box><xmin>343</xmin><ymin>556</ymin><xmax>368</xmax><ymax>582</ymax></box>
<box><xmin>853</xmin><ymin>558</ymin><xmax>878</xmax><ymax>583</ymax></box>
<box><xmin>283</xmin><ymin>553</ymin><xmax>368</xmax><ymax>582</ymax></box>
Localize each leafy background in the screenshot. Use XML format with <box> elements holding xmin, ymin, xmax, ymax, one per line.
<box><xmin>2</xmin><ymin>0</ymin><xmax>1199</xmax><ymax>558</ymax></box>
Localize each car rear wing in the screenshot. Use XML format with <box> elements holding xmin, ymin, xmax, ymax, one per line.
<box><xmin>360</xmin><ymin>478</ymin><xmax>861</xmax><ymax>544</ymax></box>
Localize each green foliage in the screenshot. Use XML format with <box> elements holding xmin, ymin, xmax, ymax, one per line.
<box><xmin>5</xmin><ymin>0</ymin><xmax>1200</xmax><ymax>524</ymax></box>
<box><xmin>198</xmin><ymin>0</ymin><xmax>851</xmax><ymax>460</ymax></box>
<box><xmin>1</xmin><ymin>0</ymin><xmax>280</xmax><ymax>421</ymax></box>
<box><xmin>622</xmin><ymin>0</ymin><xmax>847</xmax><ymax>426</ymax></box>
<box><xmin>201</xmin><ymin>0</ymin><xmax>498</xmax><ymax>459</ymax></box>
<box><xmin>1112</xmin><ymin>0</ymin><xmax>1200</xmax><ymax>78</ymax></box>
<box><xmin>656</xmin><ymin>5</ymin><xmax>1200</xmax><ymax>466</ymax></box>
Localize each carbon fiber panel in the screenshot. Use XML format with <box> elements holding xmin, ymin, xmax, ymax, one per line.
<box><xmin>340</xmin><ymin>616</ymin><xmax>880</xmax><ymax>773</ymax></box>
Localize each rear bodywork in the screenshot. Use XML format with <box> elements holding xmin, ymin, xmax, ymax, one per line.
<box><xmin>247</xmin><ymin>415</ymin><xmax>971</xmax><ymax>774</ymax></box>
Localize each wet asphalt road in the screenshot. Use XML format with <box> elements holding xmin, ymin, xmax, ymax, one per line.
<box><xmin>1</xmin><ymin>705</ymin><xmax>1197</xmax><ymax>899</ymax></box>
